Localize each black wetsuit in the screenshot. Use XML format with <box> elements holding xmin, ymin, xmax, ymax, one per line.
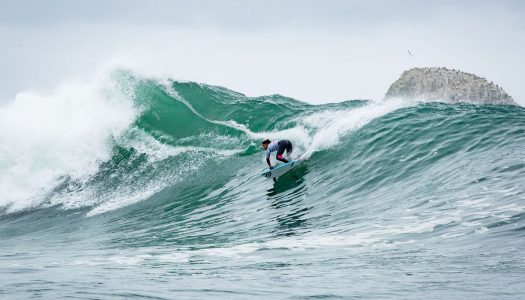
<box><xmin>275</xmin><ymin>140</ymin><xmax>293</xmax><ymax>163</ymax></box>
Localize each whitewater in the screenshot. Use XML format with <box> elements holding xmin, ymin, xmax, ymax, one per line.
<box><xmin>1</xmin><ymin>70</ymin><xmax>524</xmax><ymax>299</ymax></box>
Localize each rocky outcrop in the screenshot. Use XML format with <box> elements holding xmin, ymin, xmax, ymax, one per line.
<box><xmin>385</xmin><ymin>67</ymin><xmax>516</xmax><ymax>105</ymax></box>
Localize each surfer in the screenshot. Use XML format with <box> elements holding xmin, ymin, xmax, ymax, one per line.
<box><xmin>261</xmin><ymin>139</ymin><xmax>293</xmax><ymax>169</ymax></box>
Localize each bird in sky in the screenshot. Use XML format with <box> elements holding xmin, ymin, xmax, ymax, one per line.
<box><xmin>408</xmin><ymin>50</ymin><xmax>415</xmax><ymax>58</ymax></box>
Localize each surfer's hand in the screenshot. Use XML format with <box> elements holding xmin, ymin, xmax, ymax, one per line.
<box><xmin>270</xmin><ymin>166</ymin><xmax>274</xmax><ymax>170</ymax></box>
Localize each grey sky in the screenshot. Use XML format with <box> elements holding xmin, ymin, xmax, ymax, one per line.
<box><xmin>1</xmin><ymin>0</ymin><xmax>524</xmax><ymax>104</ymax></box>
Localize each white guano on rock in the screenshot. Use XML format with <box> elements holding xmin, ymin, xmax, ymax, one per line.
<box><xmin>385</xmin><ymin>67</ymin><xmax>517</xmax><ymax>105</ymax></box>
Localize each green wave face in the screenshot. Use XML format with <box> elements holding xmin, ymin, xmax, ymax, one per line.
<box><xmin>1</xmin><ymin>70</ymin><xmax>525</xmax><ymax>299</ymax></box>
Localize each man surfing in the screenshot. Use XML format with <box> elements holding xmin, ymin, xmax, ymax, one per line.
<box><xmin>261</xmin><ymin>139</ymin><xmax>293</xmax><ymax>169</ymax></box>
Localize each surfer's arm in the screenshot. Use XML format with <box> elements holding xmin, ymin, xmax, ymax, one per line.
<box><xmin>266</xmin><ymin>153</ymin><xmax>272</xmax><ymax>168</ymax></box>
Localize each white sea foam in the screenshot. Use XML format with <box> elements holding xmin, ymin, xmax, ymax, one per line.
<box><xmin>306</xmin><ymin>98</ymin><xmax>409</xmax><ymax>156</ymax></box>
<box><xmin>0</xmin><ymin>74</ymin><xmax>138</xmax><ymax>212</ymax></box>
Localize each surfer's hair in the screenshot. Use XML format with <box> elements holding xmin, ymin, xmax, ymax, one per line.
<box><xmin>262</xmin><ymin>139</ymin><xmax>271</xmax><ymax>145</ymax></box>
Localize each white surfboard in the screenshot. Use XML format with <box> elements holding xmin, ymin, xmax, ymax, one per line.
<box><xmin>260</xmin><ymin>160</ymin><xmax>300</xmax><ymax>179</ymax></box>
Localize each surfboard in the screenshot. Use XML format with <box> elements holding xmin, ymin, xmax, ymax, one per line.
<box><xmin>260</xmin><ymin>160</ymin><xmax>299</xmax><ymax>179</ymax></box>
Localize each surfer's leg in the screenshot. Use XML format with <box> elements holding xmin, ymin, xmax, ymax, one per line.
<box><xmin>276</xmin><ymin>141</ymin><xmax>289</xmax><ymax>163</ymax></box>
<box><xmin>286</xmin><ymin>141</ymin><xmax>293</xmax><ymax>159</ymax></box>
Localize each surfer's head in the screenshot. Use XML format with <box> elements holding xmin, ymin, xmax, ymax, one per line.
<box><xmin>261</xmin><ymin>139</ymin><xmax>271</xmax><ymax>150</ymax></box>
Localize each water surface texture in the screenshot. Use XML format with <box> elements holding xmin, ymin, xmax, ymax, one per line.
<box><xmin>1</xmin><ymin>71</ymin><xmax>524</xmax><ymax>299</ymax></box>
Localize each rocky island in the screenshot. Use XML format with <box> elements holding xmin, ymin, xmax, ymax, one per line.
<box><xmin>385</xmin><ymin>67</ymin><xmax>517</xmax><ymax>105</ymax></box>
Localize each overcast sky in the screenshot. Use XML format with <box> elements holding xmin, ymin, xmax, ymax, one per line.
<box><xmin>1</xmin><ymin>0</ymin><xmax>524</xmax><ymax>104</ymax></box>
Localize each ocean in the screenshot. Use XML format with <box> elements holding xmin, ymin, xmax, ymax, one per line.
<box><xmin>1</xmin><ymin>70</ymin><xmax>524</xmax><ymax>299</ymax></box>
